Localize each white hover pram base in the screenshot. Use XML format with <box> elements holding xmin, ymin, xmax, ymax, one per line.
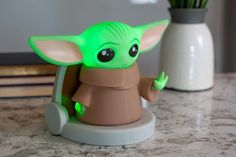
<box><xmin>45</xmin><ymin>102</ymin><xmax>155</xmax><ymax>146</ymax></box>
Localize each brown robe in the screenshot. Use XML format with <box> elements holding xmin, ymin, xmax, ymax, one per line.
<box><xmin>72</xmin><ymin>63</ymin><xmax>159</xmax><ymax>126</ymax></box>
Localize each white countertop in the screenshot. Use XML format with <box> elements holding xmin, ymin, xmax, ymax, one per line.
<box><xmin>0</xmin><ymin>74</ymin><xmax>236</xmax><ymax>157</ymax></box>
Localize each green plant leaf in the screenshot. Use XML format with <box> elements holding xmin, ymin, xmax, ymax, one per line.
<box><xmin>168</xmin><ymin>0</ymin><xmax>177</xmax><ymax>8</ymax></box>
<box><xmin>200</xmin><ymin>0</ymin><xmax>208</xmax><ymax>8</ymax></box>
<box><xmin>187</xmin><ymin>0</ymin><xmax>195</xmax><ymax>8</ymax></box>
<box><xmin>168</xmin><ymin>0</ymin><xmax>207</xmax><ymax>8</ymax></box>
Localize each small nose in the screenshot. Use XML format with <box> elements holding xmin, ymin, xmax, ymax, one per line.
<box><xmin>121</xmin><ymin>55</ymin><xmax>130</xmax><ymax>64</ymax></box>
<box><xmin>118</xmin><ymin>53</ymin><xmax>133</xmax><ymax>67</ymax></box>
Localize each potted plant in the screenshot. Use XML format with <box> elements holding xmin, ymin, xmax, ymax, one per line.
<box><xmin>160</xmin><ymin>0</ymin><xmax>214</xmax><ymax>91</ymax></box>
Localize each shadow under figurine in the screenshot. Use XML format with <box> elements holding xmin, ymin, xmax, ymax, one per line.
<box><xmin>29</xmin><ymin>20</ymin><xmax>169</xmax><ymax>145</ymax></box>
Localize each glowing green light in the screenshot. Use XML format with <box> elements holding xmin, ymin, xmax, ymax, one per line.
<box><xmin>75</xmin><ymin>102</ymin><xmax>86</xmax><ymax>116</ymax></box>
<box><xmin>61</xmin><ymin>95</ymin><xmax>69</xmax><ymax>105</ymax></box>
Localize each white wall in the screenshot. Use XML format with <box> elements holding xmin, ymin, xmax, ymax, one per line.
<box><xmin>205</xmin><ymin>0</ymin><xmax>226</xmax><ymax>73</ymax></box>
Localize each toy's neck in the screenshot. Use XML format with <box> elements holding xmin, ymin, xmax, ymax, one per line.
<box><xmin>79</xmin><ymin>63</ymin><xmax>140</xmax><ymax>89</ymax></box>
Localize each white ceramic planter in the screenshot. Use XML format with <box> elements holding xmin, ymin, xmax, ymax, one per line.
<box><xmin>160</xmin><ymin>23</ymin><xmax>214</xmax><ymax>91</ymax></box>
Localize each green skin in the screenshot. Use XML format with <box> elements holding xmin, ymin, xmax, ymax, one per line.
<box><xmin>29</xmin><ymin>20</ymin><xmax>169</xmax><ymax>116</ymax></box>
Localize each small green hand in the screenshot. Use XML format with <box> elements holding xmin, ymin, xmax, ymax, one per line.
<box><xmin>153</xmin><ymin>72</ymin><xmax>168</xmax><ymax>91</ymax></box>
<box><xmin>75</xmin><ymin>102</ymin><xmax>86</xmax><ymax>116</ymax></box>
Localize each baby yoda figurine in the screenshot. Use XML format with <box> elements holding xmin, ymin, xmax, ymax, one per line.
<box><xmin>29</xmin><ymin>20</ymin><xmax>169</xmax><ymax>126</ymax></box>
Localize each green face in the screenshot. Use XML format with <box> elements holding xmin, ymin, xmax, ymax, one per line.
<box><xmin>79</xmin><ymin>22</ymin><xmax>140</xmax><ymax>69</ymax></box>
<box><xmin>29</xmin><ymin>20</ymin><xmax>169</xmax><ymax>69</ymax></box>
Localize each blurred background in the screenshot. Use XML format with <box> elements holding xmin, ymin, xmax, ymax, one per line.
<box><xmin>0</xmin><ymin>0</ymin><xmax>235</xmax><ymax>97</ymax></box>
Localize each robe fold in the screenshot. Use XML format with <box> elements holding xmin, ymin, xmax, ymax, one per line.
<box><xmin>72</xmin><ymin>63</ymin><xmax>159</xmax><ymax>126</ymax></box>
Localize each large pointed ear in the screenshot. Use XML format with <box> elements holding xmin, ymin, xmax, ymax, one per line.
<box><xmin>135</xmin><ymin>20</ymin><xmax>169</xmax><ymax>53</ymax></box>
<box><xmin>28</xmin><ymin>36</ymin><xmax>83</xmax><ymax>66</ymax></box>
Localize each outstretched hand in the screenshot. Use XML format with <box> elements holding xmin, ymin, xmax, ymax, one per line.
<box><xmin>153</xmin><ymin>72</ymin><xmax>168</xmax><ymax>91</ymax></box>
<box><xmin>75</xmin><ymin>102</ymin><xmax>86</xmax><ymax>116</ymax></box>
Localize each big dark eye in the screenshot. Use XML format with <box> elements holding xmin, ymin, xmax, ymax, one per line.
<box><xmin>97</xmin><ymin>48</ymin><xmax>115</xmax><ymax>62</ymax></box>
<box><xmin>129</xmin><ymin>44</ymin><xmax>138</xmax><ymax>57</ymax></box>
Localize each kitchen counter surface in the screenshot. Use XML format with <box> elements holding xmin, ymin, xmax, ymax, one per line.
<box><xmin>0</xmin><ymin>74</ymin><xmax>236</xmax><ymax>157</ymax></box>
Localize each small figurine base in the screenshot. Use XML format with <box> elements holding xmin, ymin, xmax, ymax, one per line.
<box><xmin>31</xmin><ymin>20</ymin><xmax>170</xmax><ymax>146</ymax></box>
<box><xmin>45</xmin><ymin>102</ymin><xmax>155</xmax><ymax>146</ymax></box>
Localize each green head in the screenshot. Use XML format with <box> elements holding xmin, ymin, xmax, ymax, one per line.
<box><xmin>29</xmin><ymin>20</ymin><xmax>169</xmax><ymax>69</ymax></box>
